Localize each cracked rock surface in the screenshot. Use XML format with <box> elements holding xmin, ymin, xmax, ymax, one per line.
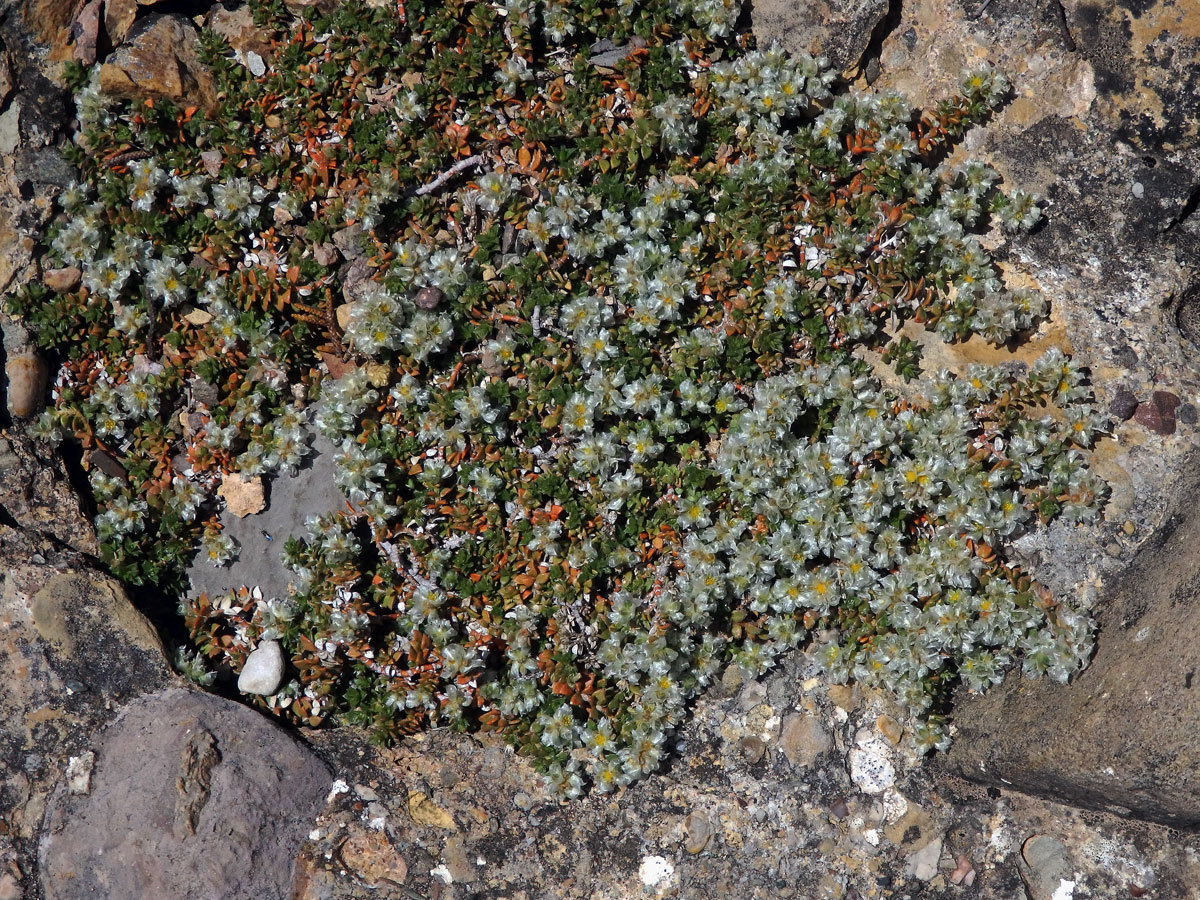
<box><xmin>2</xmin><ymin>0</ymin><xmax>1200</xmax><ymax>897</ymax></box>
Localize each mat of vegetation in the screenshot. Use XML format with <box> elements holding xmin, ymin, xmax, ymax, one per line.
<box><xmin>10</xmin><ymin>0</ymin><xmax>1108</xmax><ymax>794</ymax></box>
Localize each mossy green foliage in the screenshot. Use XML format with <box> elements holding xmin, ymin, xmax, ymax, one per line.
<box><xmin>11</xmin><ymin>0</ymin><xmax>1108</xmax><ymax>794</ymax></box>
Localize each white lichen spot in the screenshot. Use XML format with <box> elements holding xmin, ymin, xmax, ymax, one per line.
<box><xmin>1051</xmin><ymin>878</ymin><xmax>1076</xmax><ymax>900</ymax></box>
<box><xmin>431</xmin><ymin>864</ymin><xmax>453</xmax><ymax>884</ymax></box>
<box><xmin>639</xmin><ymin>855</ymin><xmax>675</xmax><ymax>887</ymax></box>
<box><xmin>881</xmin><ymin>787</ymin><xmax>909</xmax><ymax>823</ymax></box>
<box><xmin>325</xmin><ymin>779</ymin><xmax>350</xmax><ymax>803</ymax></box>
<box><xmin>849</xmin><ymin>729</ymin><xmax>895</xmax><ymax>794</ymax></box>
<box><xmin>66</xmin><ymin>751</ymin><xmax>95</xmax><ymax>795</ymax></box>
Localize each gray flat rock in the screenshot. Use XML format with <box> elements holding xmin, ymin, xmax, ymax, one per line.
<box><xmin>187</xmin><ymin>432</ymin><xmax>345</xmax><ymax>602</ymax></box>
<box><xmin>40</xmin><ymin>686</ymin><xmax>331</xmax><ymax>900</ymax></box>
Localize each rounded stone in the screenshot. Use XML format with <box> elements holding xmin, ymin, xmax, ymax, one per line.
<box><xmin>238</xmin><ymin>640</ymin><xmax>284</xmax><ymax>695</ymax></box>
<box><xmin>5</xmin><ymin>351</ymin><xmax>48</xmax><ymax>418</ymax></box>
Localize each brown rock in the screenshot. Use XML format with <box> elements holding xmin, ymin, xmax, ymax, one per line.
<box><xmin>739</xmin><ymin>735</ymin><xmax>766</xmax><ymax>764</ymax></box>
<box><xmin>5</xmin><ymin>350</ymin><xmax>48</xmax><ymax>418</ymax></box>
<box><xmin>85</xmin><ymin>447</ymin><xmax>127</xmax><ymax>481</ymax></box>
<box><xmin>30</xmin><ymin>0</ymin><xmax>85</xmax><ymax>56</ymax></box>
<box><xmin>206</xmin><ymin>3</ymin><xmax>274</xmax><ymax>58</ymax></box>
<box><xmin>415</xmin><ymin>286</ymin><xmax>443</xmax><ymax>310</ymax></box>
<box><xmin>97</xmin><ymin>15</ymin><xmax>217</xmax><ymax>112</ymax></box>
<box><xmin>778</xmin><ymin>713</ymin><xmax>831</xmax><ymax>768</ymax></box>
<box><xmin>103</xmin><ymin>0</ymin><xmax>137</xmax><ymax>46</ymax></box>
<box><xmin>1133</xmin><ymin>390</ymin><xmax>1180</xmax><ymax>435</ymax></box>
<box><xmin>43</xmin><ymin>266</ymin><xmax>81</xmax><ymax>292</ymax></box>
<box><xmin>1108</xmin><ymin>386</ymin><xmax>1139</xmax><ymax>422</ymax></box>
<box><xmin>314</xmin><ymin>243</ymin><xmax>340</xmax><ymax>267</ymax></box>
<box><xmin>683</xmin><ymin>812</ymin><xmax>714</xmax><ymax>854</ymax></box>
<box><xmin>338</xmin><ymin>828</ymin><xmax>407</xmax><ymax>888</ymax></box>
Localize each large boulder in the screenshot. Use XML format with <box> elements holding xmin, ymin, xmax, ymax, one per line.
<box><xmin>97</xmin><ymin>14</ymin><xmax>217</xmax><ymax>111</ymax></box>
<box><xmin>944</xmin><ymin>453</ymin><xmax>1200</xmax><ymax>827</ymax></box>
<box><xmin>40</xmin><ymin>687</ymin><xmax>331</xmax><ymax>900</ymax></box>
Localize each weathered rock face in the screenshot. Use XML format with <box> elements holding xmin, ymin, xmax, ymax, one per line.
<box><xmin>97</xmin><ymin>14</ymin><xmax>217</xmax><ymax>111</ymax></box>
<box><xmin>752</xmin><ymin>0</ymin><xmax>893</xmax><ymax>75</ymax></box>
<box><xmin>0</xmin><ymin>518</ymin><xmax>172</xmax><ymax>894</ymax></box>
<box><xmin>756</xmin><ymin>0</ymin><xmax>1200</xmax><ymax>826</ymax></box>
<box><xmin>944</xmin><ymin>453</ymin><xmax>1200</xmax><ymax>827</ymax></box>
<box><xmin>0</xmin><ymin>432</ymin><xmax>94</xmax><ymax>556</ymax></box>
<box><xmin>40</xmin><ymin>687</ymin><xmax>332</xmax><ymax>900</ymax></box>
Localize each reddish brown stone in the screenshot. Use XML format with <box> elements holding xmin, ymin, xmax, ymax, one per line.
<box><xmin>1134</xmin><ymin>390</ymin><xmax>1180</xmax><ymax>435</ymax></box>
<box><xmin>71</xmin><ymin>0</ymin><xmax>101</xmax><ymax>65</ymax></box>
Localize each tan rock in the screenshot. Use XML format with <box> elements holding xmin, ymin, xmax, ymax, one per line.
<box><xmin>683</xmin><ymin>812</ymin><xmax>714</xmax><ymax>854</ymax></box>
<box><xmin>104</xmin><ymin>0</ymin><xmax>138</xmax><ymax>46</ymax></box>
<box><xmin>442</xmin><ymin>835</ymin><xmax>476</xmax><ymax>884</ymax></box>
<box><xmin>97</xmin><ymin>14</ymin><xmax>217</xmax><ymax>112</ymax></box>
<box><xmin>218</xmin><ymin>473</ymin><xmax>266</xmax><ymax>517</ymax></box>
<box><xmin>778</xmin><ymin>713</ymin><xmax>831</xmax><ymax>769</ymax></box>
<box><xmin>5</xmin><ymin>350</ymin><xmax>48</xmax><ymax>419</ymax></box>
<box><xmin>407</xmin><ymin>791</ymin><xmax>457</xmax><ymax>830</ymax></box>
<box><xmin>339</xmin><ymin>828</ymin><xmax>408</xmax><ymax>887</ymax></box>
<box><xmin>876</xmin><ymin>714</ymin><xmax>904</xmax><ymax>746</ymax></box>
<box><xmin>43</xmin><ymin>266</ymin><xmax>81</xmax><ymax>292</ymax></box>
<box><xmin>206</xmin><ymin>3</ymin><xmax>274</xmax><ymax>57</ymax></box>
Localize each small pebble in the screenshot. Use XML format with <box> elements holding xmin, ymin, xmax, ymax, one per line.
<box><xmin>1108</xmin><ymin>386</ymin><xmax>1139</xmax><ymax>421</ymax></box>
<box><xmin>739</xmin><ymin>735</ymin><xmax>766</xmax><ymax>764</ymax></box>
<box><xmin>830</xmin><ymin>797</ymin><xmax>850</xmax><ymax>819</ymax></box>
<box><xmin>1179</xmin><ymin>403</ymin><xmax>1197</xmax><ymax>425</ymax></box>
<box><xmin>683</xmin><ymin>812</ymin><xmax>714</xmax><ymax>854</ymax></box>
<box><xmin>950</xmin><ymin>853</ymin><xmax>976</xmax><ymax>886</ymax></box>
<box><xmin>415</xmin><ymin>286</ymin><xmax>443</xmax><ymax>310</ymax></box>
<box><xmin>66</xmin><ymin>751</ymin><xmax>95</xmax><ymax>795</ymax></box>
<box><xmin>238</xmin><ymin>640</ymin><xmax>285</xmax><ymax>695</ymax></box>
<box><xmin>43</xmin><ymin>266</ymin><xmax>81</xmax><ymax>292</ymax></box>
<box><xmin>876</xmin><ymin>714</ymin><xmax>903</xmax><ymax>746</ymax></box>
<box><xmin>5</xmin><ymin>350</ymin><xmax>48</xmax><ymax>418</ymax></box>
<box><xmin>778</xmin><ymin>713</ymin><xmax>831</xmax><ymax>768</ymax></box>
<box><xmin>314</xmin><ymin>243</ymin><xmax>340</xmax><ymax>267</ymax></box>
<box><xmin>906</xmin><ymin>837</ymin><xmax>943</xmax><ymax>881</ymax></box>
<box><xmin>1022</xmin><ymin>834</ymin><xmax>1072</xmax><ymax>900</ymax></box>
